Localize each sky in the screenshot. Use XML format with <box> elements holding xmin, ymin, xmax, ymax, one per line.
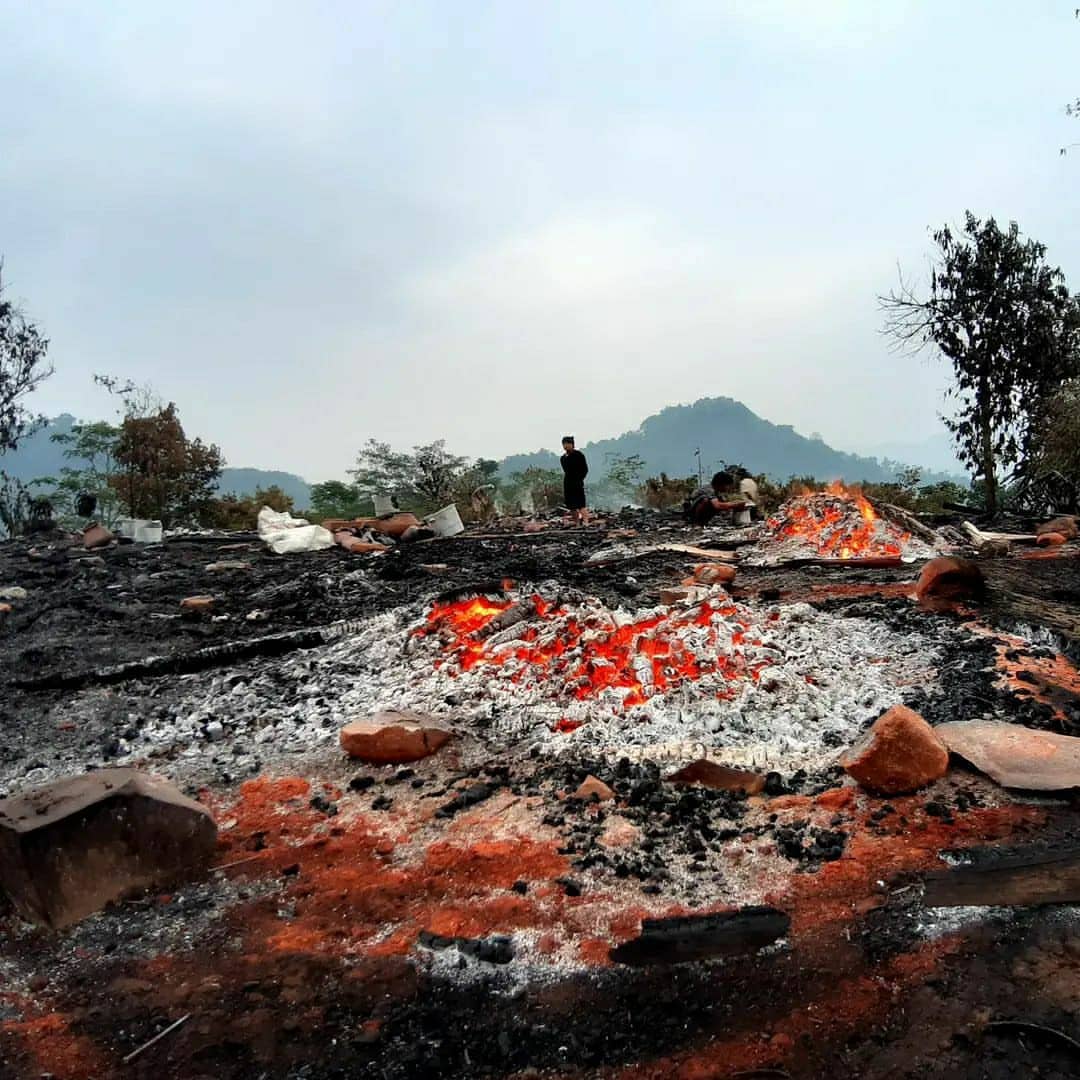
<box><xmin>1</xmin><ymin>1</ymin><xmax>1078</xmax><ymax>481</ymax></box>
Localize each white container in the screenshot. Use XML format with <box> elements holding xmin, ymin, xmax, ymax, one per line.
<box><xmin>734</xmin><ymin>508</ymin><xmax>751</xmax><ymax>526</ymax></box>
<box><xmin>137</xmin><ymin>520</ymin><xmax>163</xmax><ymax>544</ymax></box>
<box><xmin>116</xmin><ymin>518</ymin><xmax>139</xmax><ymax>539</ymax></box>
<box><xmin>373</xmin><ymin>494</ymin><xmax>396</xmax><ymax>516</ymax></box>
<box><xmin>424</xmin><ymin>503</ymin><xmax>465</xmax><ymax>538</ymax></box>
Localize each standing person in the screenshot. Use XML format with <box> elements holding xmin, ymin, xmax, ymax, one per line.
<box><xmin>560</xmin><ymin>436</ymin><xmax>590</xmax><ymax>525</ymax></box>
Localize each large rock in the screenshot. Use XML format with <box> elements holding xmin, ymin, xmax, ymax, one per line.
<box><xmin>1036</xmin><ymin>516</ymin><xmax>1078</xmax><ymax>539</ymax></box>
<box><xmin>340</xmin><ymin>710</ymin><xmax>453</xmax><ymax>764</ymax></box>
<box><xmin>841</xmin><ymin>705</ymin><xmax>949</xmax><ymax>796</ymax></box>
<box><xmin>0</xmin><ymin>769</ymin><xmax>217</xmax><ymax>929</ymax></box>
<box><xmin>937</xmin><ymin>721</ymin><xmax>1080</xmax><ymax>791</ymax></box>
<box><xmin>915</xmin><ymin>557</ymin><xmax>985</xmax><ymax>603</ymax></box>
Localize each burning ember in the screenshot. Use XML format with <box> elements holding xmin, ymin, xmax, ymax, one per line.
<box><xmin>412</xmin><ymin>586</ymin><xmax>770</xmax><ymax>712</ymax></box>
<box><xmin>750</xmin><ymin>484</ymin><xmax>936</xmax><ymax>565</ymax></box>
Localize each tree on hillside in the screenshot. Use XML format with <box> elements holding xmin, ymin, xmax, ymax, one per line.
<box><xmin>605</xmin><ymin>453</ymin><xmax>645</xmax><ymax>498</ymax></box>
<box><xmin>351</xmin><ymin>439</ymin><xmax>468</xmax><ymax>511</ymax></box>
<box><xmin>38</xmin><ymin>420</ymin><xmax>123</xmax><ymax>525</ymax></box>
<box><xmin>0</xmin><ymin>265</ymin><xmax>52</xmax><ymax>455</ymax></box>
<box><xmin>310</xmin><ymin>480</ymin><xmax>369</xmax><ymax>521</ymax></box>
<box><xmin>1013</xmin><ymin>378</ymin><xmax>1080</xmax><ymax>512</ymax></box>
<box><xmin>881</xmin><ymin>212</ymin><xmax>1080</xmax><ymax>515</ymax></box>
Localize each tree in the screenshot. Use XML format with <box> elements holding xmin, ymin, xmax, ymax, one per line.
<box><xmin>210</xmin><ymin>485</ymin><xmax>295</xmax><ymax>530</ymax></box>
<box><xmin>0</xmin><ymin>264</ymin><xmax>52</xmax><ymax>455</ymax></box>
<box><xmin>351</xmin><ymin>439</ymin><xmax>468</xmax><ymax>512</ymax></box>
<box><xmin>605</xmin><ymin>453</ymin><xmax>646</xmax><ymax>498</ymax></box>
<box><xmin>1014</xmin><ymin>378</ymin><xmax>1080</xmax><ymax>512</ymax></box>
<box><xmin>310</xmin><ymin>480</ymin><xmax>368</xmax><ymax>521</ymax></box>
<box><xmin>110</xmin><ymin>402</ymin><xmax>224</xmax><ymax>526</ymax></box>
<box><xmin>37</xmin><ymin>419</ymin><xmax>123</xmax><ymax>526</ymax></box>
<box><xmin>881</xmin><ymin>213</ymin><xmax>1080</xmax><ymax>516</ymax></box>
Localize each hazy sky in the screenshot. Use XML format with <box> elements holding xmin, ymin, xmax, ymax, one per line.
<box><xmin>2</xmin><ymin>1</ymin><xmax>1078</xmax><ymax>480</ymax></box>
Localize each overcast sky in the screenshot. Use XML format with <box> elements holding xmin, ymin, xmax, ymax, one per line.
<box><xmin>2</xmin><ymin>1</ymin><xmax>1078</xmax><ymax>480</ymax></box>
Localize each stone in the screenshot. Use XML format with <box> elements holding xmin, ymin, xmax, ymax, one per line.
<box><xmin>0</xmin><ymin>587</ymin><xmax>28</xmax><ymax>602</ymax></box>
<box><xmin>0</xmin><ymin>769</ymin><xmax>217</xmax><ymax>929</ymax></box>
<box><xmin>180</xmin><ymin>596</ymin><xmax>216</xmax><ymax>614</ymax></box>
<box><xmin>340</xmin><ymin>710</ymin><xmax>453</xmax><ymax>764</ymax></box>
<box><xmin>977</xmin><ymin>539</ymin><xmax>1010</xmax><ymax>558</ymax></box>
<box><xmin>693</xmin><ymin>563</ymin><xmax>737</xmax><ymax>586</ymax></box>
<box><xmin>841</xmin><ymin>705</ymin><xmax>949</xmax><ymax>796</ymax></box>
<box><xmin>1036</xmin><ymin>532</ymin><xmax>1067</xmax><ymax>548</ymax></box>
<box><xmin>81</xmin><ymin>523</ymin><xmax>114</xmax><ymax>550</ymax></box>
<box><xmin>915</xmin><ymin>557</ymin><xmax>985</xmax><ymax>603</ymax></box>
<box><xmin>666</xmin><ymin>759</ymin><xmax>766</xmax><ymax>795</ymax></box>
<box><xmin>937</xmin><ymin>721</ymin><xmax>1080</xmax><ymax>792</ymax></box>
<box><xmin>574</xmin><ymin>775</ymin><xmax>615</xmax><ymax>802</ymax></box>
<box><xmin>1036</xmin><ymin>516</ymin><xmax>1078</xmax><ymax>539</ymax></box>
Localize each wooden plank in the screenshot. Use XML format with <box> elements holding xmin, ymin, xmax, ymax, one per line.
<box><xmin>962</xmin><ymin>520</ymin><xmax>1038</xmax><ymax>546</ymax></box>
<box><xmin>922</xmin><ymin>846</ymin><xmax>1080</xmax><ymax>908</ymax></box>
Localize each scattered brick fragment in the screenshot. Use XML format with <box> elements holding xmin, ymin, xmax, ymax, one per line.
<box><xmin>915</xmin><ymin>557</ymin><xmax>984</xmax><ymax>603</ymax></box>
<box><xmin>841</xmin><ymin>705</ymin><xmax>949</xmax><ymax>796</ymax></box>
<box><xmin>340</xmin><ymin>709</ymin><xmax>453</xmax><ymax>764</ymax></box>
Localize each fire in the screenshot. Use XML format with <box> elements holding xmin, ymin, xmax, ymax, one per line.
<box><xmin>414</xmin><ymin>590</ymin><xmax>770</xmax><ymax>712</ymax></box>
<box><xmin>766</xmin><ymin>483</ymin><xmax>907</xmax><ymax>559</ymax></box>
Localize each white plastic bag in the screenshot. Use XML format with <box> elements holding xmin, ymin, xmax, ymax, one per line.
<box><xmin>256</xmin><ymin>506</ymin><xmax>334</xmax><ymax>555</ymax></box>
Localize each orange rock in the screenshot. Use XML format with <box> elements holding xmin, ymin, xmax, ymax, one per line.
<box><xmin>1036</xmin><ymin>516</ymin><xmax>1078</xmax><ymax>539</ymax></box>
<box><xmin>0</xmin><ymin>603</ymin><xmax>11</xmax><ymax>615</ymax></box>
<box><xmin>82</xmin><ymin>522</ymin><xmax>114</xmax><ymax>550</ymax></box>
<box><xmin>693</xmin><ymin>563</ymin><xmax>737</xmax><ymax>586</ymax></box>
<box><xmin>1036</xmin><ymin>532</ymin><xmax>1067</xmax><ymax>548</ymax></box>
<box><xmin>841</xmin><ymin>705</ymin><xmax>949</xmax><ymax>796</ymax></box>
<box><xmin>180</xmin><ymin>596</ymin><xmax>215</xmax><ymax>614</ymax></box>
<box><xmin>666</xmin><ymin>759</ymin><xmax>765</xmax><ymax>795</ymax></box>
<box><xmin>574</xmin><ymin>775</ymin><xmax>615</xmax><ymax>802</ymax></box>
<box><xmin>340</xmin><ymin>710</ymin><xmax>453</xmax><ymax>764</ymax></box>
<box><xmin>915</xmin><ymin>557</ymin><xmax>984</xmax><ymax>603</ymax></box>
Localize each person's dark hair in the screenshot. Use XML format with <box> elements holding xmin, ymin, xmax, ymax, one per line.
<box><xmin>562</xmin><ymin>435</ymin><xmax>575</xmax><ymax>445</ymax></box>
<box><xmin>711</xmin><ymin>470</ymin><xmax>735</xmax><ymax>492</ymax></box>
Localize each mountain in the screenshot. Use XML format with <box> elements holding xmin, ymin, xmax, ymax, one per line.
<box><xmin>500</xmin><ymin>397</ymin><xmax>912</xmax><ymax>484</ymax></box>
<box><xmin>0</xmin><ymin>416</ymin><xmax>311</xmax><ymax>507</ymax></box>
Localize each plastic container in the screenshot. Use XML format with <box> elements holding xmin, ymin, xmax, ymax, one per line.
<box><xmin>734</xmin><ymin>508</ymin><xmax>751</xmax><ymax>526</ymax></box>
<box><xmin>137</xmin><ymin>520</ymin><xmax>163</xmax><ymax>544</ymax></box>
<box><xmin>424</xmin><ymin>503</ymin><xmax>465</xmax><ymax>538</ymax></box>
<box><xmin>373</xmin><ymin>494</ymin><xmax>396</xmax><ymax>516</ymax></box>
<box><xmin>116</xmin><ymin>518</ymin><xmax>139</xmax><ymax>539</ymax></box>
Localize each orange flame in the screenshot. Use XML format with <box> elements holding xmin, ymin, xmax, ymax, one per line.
<box><xmin>766</xmin><ymin>483</ymin><xmax>907</xmax><ymax>559</ymax></box>
<box><xmin>414</xmin><ymin>591</ymin><xmax>769</xmax><ymax>711</ymax></box>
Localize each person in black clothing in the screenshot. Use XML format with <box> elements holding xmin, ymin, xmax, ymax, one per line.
<box><xmin>560</xmin><ymin>436</ymin><xmax>589</xmax><ymax>525</ymax></box>
<box><xmin>685</xmin><ymin>470</ymin><xmax>751</xmax><ymax>526</ymax></box>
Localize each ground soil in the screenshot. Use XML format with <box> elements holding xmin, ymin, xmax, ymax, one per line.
<box><xmin>1</xmin><ymin>514</ymin><xmax>1079</xmax><ymax>1079</ymax></box>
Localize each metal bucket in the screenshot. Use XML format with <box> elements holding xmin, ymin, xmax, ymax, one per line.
<box><xmin>424</xmin><ymin>503</ymin><xmax>465</xmax><ymax>538</ymax></box>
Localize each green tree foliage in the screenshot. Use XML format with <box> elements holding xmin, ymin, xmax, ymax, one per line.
<box><xmin>604</xmin><ymin>453</ymin><xmax>646</xmax><ymax>497</ymax></box>
<box><xmin>640</xmin><ymin>473</ymin><xmax>697</xmax><ymax>510</ymax></box>
<box><xmin>37</xmin><ymin>420</ymin><xmax>123</xmax><ymax>525</ymax></box>
<box><xmin>209</xmin><ymin>485</ymin><xmax>295</xmax><ymax>530</ymax></box>
<box><xmin>1014</xmin><ymin>378</ymin><xmax>1080</xmax><ymax>512</ymax></box>
<box><xmin>309</xmin><ymin>480</ymin><xmax>369</xmax><ymax>521</ymax></box>
<box><xmin>351</xmin><ymin>439</ymin><xmax>468</xmax><ymax>513</ymax></box>
<box><xmin>881</xmin><ymin>212</ymin><xmax>1080</xmax><ymax>515</ymax></box>
<box><xmin>0</xmin><ymin>265</ymin><xmax>52</xmax><ymax>456</ymax></box>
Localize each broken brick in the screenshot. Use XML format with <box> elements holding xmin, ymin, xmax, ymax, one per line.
<box><xmin>81</xmin><ymin>523</ymin><xmax>114</xmax><ymax>550</ymax></box>
<box><xmin>693</xmin><ymin>563</ymin><xmax>737</xmax><ymax>586</ymax></box>
<box><xmin>1036</xmin><ymin>532</ymin><xmax>1067</xmax><ymax>548</ymax></box>
<box><xmin>666</xmin><ymin>759</ymin><xmax>765</xmax><ymax>795</ymax></box>
<box><xmin>180</xmin><ymin>596</ymin><xmax>216</xmax><ymax>614</ymax></box>
<box><xmin>573</xmin><ymin>775</ymin><xmax>615</xmax><ymax>802</ymax></box>
<box><xmin>841</xmin><ymin>705</ymin><xmax>949</xmax><ymax>796</ymax></box>
<box><xmin>915</xmin><ymin>557</ymin><xmax>985</xmax><ymax>603</ymax></box>
<box><xmin>340</xmin><ymin>709</ymin><xmax>453</xmax><ymax>764</ymax></box>
<box><xmin>937</xmin><ymin>720</ymin><xmax>1080</xmax><ymax>791</ymax></box>
<box><xmin>1036</xmin><ymin>515</ymin><xmax>1078</xmax><ymax>539</ymax></box>
<box><xmin>0</xmin><ymin>769</ymin><xmax>217</xmax><ymax>928</ymax></box>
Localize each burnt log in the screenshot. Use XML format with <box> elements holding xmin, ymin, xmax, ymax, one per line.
<box><xmin>922</xmin><ymin>846</ymin><xmax>1080</xmax><ymax>908</ymax></box>
<box><xmin>609</xmin><ymin>905</ymin><xmax>790</xmax><ymax>966</ymax></box>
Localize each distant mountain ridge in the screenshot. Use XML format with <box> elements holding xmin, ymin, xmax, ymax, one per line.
<box><xmin>0</xmin><ymin>415</ymin><xmax>312</xmax><ymax>507</ymax></box>
<box><xmin>500</xmin><ymin>397</ymin><xmax>944</xmax><ymax>484</ymax></box>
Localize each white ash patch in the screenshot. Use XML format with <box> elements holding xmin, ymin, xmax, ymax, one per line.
<box><xmin>115</xmin><ymin>586</ymin><xmax>947</xmax><ymax>780</ymax></box>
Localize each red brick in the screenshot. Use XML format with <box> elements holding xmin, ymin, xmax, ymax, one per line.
<box><xmin>574</xmin><ymin>775</ymin><xmax>615</xmax><ymax>802</ymax></box>
<box><xmin>180</xmin><ymin>596</ymin><xmax>215</xmax><ymax>614</ymax></box>
<box><xmin>340</xmin><ymin>710</ymin><xmax>453</xmax><ymax>764</ymax></box>
<box><xmin>82</xmin><ymin>523</ymin><xmax>114</xmax><ymax>550</ymax></box>
<box><xmin>1036</xmin><ymin>516</ymin><xmax>1077</xmax><ymax>539</ymax></box>
<box><xmin>915</xmin><ymin>557</ymin><xmax>984</xmax><ymax>602</ymax></box>
<box><xmin>693</xmin><ymin>563</ymin><xmax>737</xmax><ymax>586</ymax></box>
<box><xmin>1036</xmin><ymin>532</ymin><xmax>1067</xmax><ymax>548</ymax></box>
<box><xmin>666</xmin><ymin>759</ymin><xmax>765</xmax><ymax>795</ymax></box>
<box><xmin>842</xmin><ymin>705</ymin><xmax>949</xmax><ymax>795</ymax></box>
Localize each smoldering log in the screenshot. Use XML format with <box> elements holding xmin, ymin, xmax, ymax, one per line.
<box><xmin>922</xmin><ymin>846</ymin><xmax>1080</xmax><ymax>908</ymax></box>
